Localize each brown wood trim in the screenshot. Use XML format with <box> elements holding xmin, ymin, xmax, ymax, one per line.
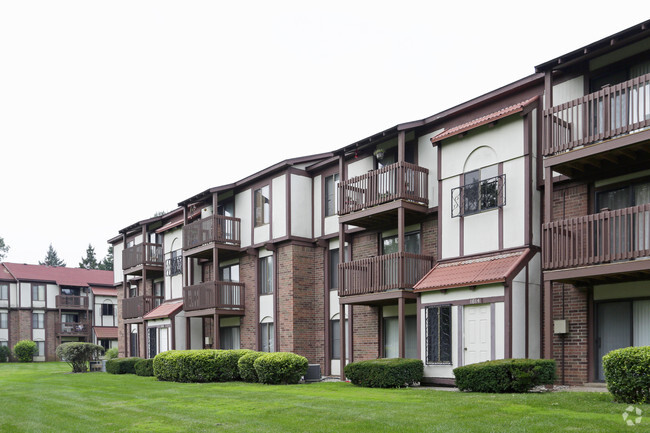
<box><xmin>523</xmin><ymin>113</ymin><xmax>532</xmax><ymax>246</ymax></box>
<box><xmin>587</xmin><ymin>287</ymin><xmax>595</xmax><ymax>383</ymax></box>
<box><xmin>436</xmin><ymin>143</ymin><xmax>443</xmax><ymax>259</ymax></box>
<box><xmin>543</xmin><ymin>281</ymin><xmax>552</xmax><ymax>359</ymax></box>
<box><xmin>416</xmin><ymin>295</ymin><xmax>422</xmax><ymax>360</ymax></box>
<box><xmin>420</xmin><ymin>296</ymin><xmax>506</xmax><ymax>308</ymax></box>
<box><xmin>459</xmin><ymin>173</ymin><xmax>464</xmax><ymax>256</ymax></box>
<box><xmin>323</xmin><ymin>243</ymin><xmax>330</xmax><ymax>376</ymax></box>
<box><xmin>349</xmin><ymin>305</ymin><xmax>354</xmax><ymax>363</ymax></box>
<box><xmin>286</xmin><ymin>171</ymin><xmax>291</xmax><ymax>239</ymax></box>
<box><xmin>504</xmin><ymin>282</ymin><xmax>512</xmax><ymax>359</ymax></box>
<box><xmin>273</xmin><ymin>251</ymin><xmax>279</xmax><ymax>351</ymax></box>
<box><xmin>525</xmin><ymin>264</ymin><xmax>529</xmax><ymax>358</ymax></box>
<box><xmin>498</xmin><ymin>162</ymin><xmax>504</xmax><ymax>251</ymax></box>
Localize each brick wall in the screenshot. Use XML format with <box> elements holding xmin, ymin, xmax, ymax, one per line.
<box><xmin>552</xmin><ymin>182</ymin><xmax>588</xmax><ymax>221</ymax></box>
<box><xmin>552</xmin><ymin>282</ymin><xmax>589</xmax><ymax>385</ymax></box>
<box><xmin>421</xmin><ymin>216</ymin><xmax>438</xmax><ymax>259</ymax></box>
<box><xmin>239</xmin><ymin>253</ymin><xmax>257</xmax><ymax>351</ymax></box>
<box><xmin>45</xmin><ymin>310</ymin><xmax>57</xmax><ymax>361</ymax></box>
<box><xmin>351</xmin><ymin>305</ymin><xmax>379</xmax><ymax>361</ymax></box>
<box><xmin>117</xmin><ymin>283</ymin><xmax>125</xmax><ymax>357</ymax></box>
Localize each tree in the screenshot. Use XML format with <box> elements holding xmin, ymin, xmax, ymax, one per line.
<box><xmin>79</xmin><ymin>244</ymin><xmax>98</xmax><ymax>269</ymax></box>
<box><xmin>56</xmin><ymin>342</ymin><xmax>105</xmax><ymax>373</ymax></box>
<box><xmin>0</xmin><ymin>237</ymin><xmax>8</xmax><ymax>261</ymax></box>
<box><xmin>39</xmin><ymin>243</ymin><xmax>66</xmax><ymax>267</ymax></box>
<box><xmin>153</xmin><ymin>210</ymin><xmax>165</xmax><ymax>217</ymax></box>
<box><xmin>98</xmin><ymin>246</ymin><xmax>114</xmax><ymax>271</ymax></box>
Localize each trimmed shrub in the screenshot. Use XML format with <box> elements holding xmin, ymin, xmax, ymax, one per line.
<box><xmin>13</xmin><ymin>340</ymin><xmax>38</xmax><ymax>362</ymax></box>
<box><xmin>254</xmin><ymin>352</ymin><xmax>308</xmax><ymax>385</ymax></box>
<box><xmin>603</xmin><ymin>346</ymin><xmax>650</xmax><ymax>403</ymax></box>
<box><xmin>56</xmin><ymin>342</ymin><xmax>105</xmax><ymax>373</ymax></box>
<box><xmin>153</xmin><ymin>350</ymin><xmax>255</xmax><ymax>383</ymax></box>
<box><xmin>0</xmin><ymin>345</ymin><xmax>10</xmax><ymax>363</ymax></box>
<box><xmin>238</xmin><ymin>351</ymin><xmax>265</xmax><ymax>382</ymax></box>
<box><xmin>106</xmin><ymin>357</ymin><xmax>141</xmax><ymax>374</ymax></box>
<box><xmin>135</xmin><ymin>358</ymin><xmax>155</xmax><ymax>377</ymax></box>
<box><xmin>105</xmin><ymin>348</ymin><xmax>119</xmax><ymax>360</ymax></box>
<box><xmin>453</xmin><ymin>359</ymin><xmax>556</xmax><ymax>393</ymax></box>
<box><xmin>345</xmin><ymin>358</ymin><xmax>423</xmax><ymax>388</ymax></box>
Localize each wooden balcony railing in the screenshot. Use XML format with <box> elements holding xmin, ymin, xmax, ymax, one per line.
<box><xmin>183</xmin><ymin>281</ymin><xmax>245</xmax><ymax>312</ymax></box>
<box><xmin>543</xmin><ymin>72</ymin><xmax>650</xmax><ymax>156</ymax></box>
<box><xmin>338</xmin><ymin>252</ymin><xmax>434</xmax><ymax>297</ymax></box>
<box><xmin>121</xmin><ymin>295</ymin><xmax>163</xmax><ymax>319</ymax></box>
<box><xmin>542</xmin><ymin>204</ymin><xmax>650</xmax><ymax>270</ymax></box>
<box><xmin>56</xmin><ymin>321</ymin><xmax>90</xmax><ymax>336</ymax></box>
<box><xmin>55</xmin><ymin>295</ymin><xmax>89</xmax><ymax>309</ymax></box>
<box><xmin>183</xmin><ymin>215</ymin><xmax>241</xmax><ymax>250</ymax></box>
<box><xmin>338</xmin><ymin>162</ymin><xmax>429</xmax><ymax>215</ymax></box>
<box><xmin>122</xmin><ymin>243</ymin><xmax>163</xmax><ymax>270</ymax></box>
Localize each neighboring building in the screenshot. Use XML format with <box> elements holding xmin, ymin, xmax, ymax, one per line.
<box><xmin>0</xmin><ymin>263</ymin><xmax>116</xmax><ymax>361</ymax></box>
<box><xmin>538</xmin><ymin>21</ymin><xmax>650</xmax><ymax>384</ymax></box>
<box><xmin>109</xmin><ymin>20</ymin><xmax>650</xmax><ymax>385</ymax></box>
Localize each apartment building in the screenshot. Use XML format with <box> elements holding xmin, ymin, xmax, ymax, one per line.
<box><xmin>539</xmin><ymin>21</ymin><xmax>650</xmax><ymax>384</ymax></box>
<box><xmin>0</xmin><ymin>263</ymin><xmax>117</xmax><ymax>361</ymax></box>
<box><xmin>110</xmin><ymin>20</ymin><xmax>650</xmax><ymax>385</ymax></box>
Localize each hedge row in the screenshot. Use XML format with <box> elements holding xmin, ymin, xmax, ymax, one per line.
<box><xmin>135</xmin><ymin>358</ymin><xmax>155</xmax><ymax>377</ymax></box>
<box><xmin>453</xmin><ymin>359</ymin><xmax>556</xmax><ymax>393</ymax></box>
<box><xmin>603</xmin><ymin>346</ymin><xmax>650</xmax><ymax>403</ymax></box>
<box><xmin>344</xmin><ymin>358</ymin><xmax>423</xmax><ymax>388</ymax></box>
<box><xmin>153</xmin><ymin>350</ymin><xmax>308</xmax><ymax>384</ymax></box>
<box><xmin>106</xmin><ymin>357</ymin><xmax>141</xmax><ymax>374</ymax></box>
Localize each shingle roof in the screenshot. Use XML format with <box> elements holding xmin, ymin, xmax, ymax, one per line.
<box><xmin>413</xmin><ymin>249</ymin><xmax>532</xmax><ymax>292</ymax></box>
<box><xmin>94</xmin><ymin>327</ymin><xmax>118</xmax><ymax>339</ymax></box>
<box><xmin>1</xmin><ymin>263</ymin><xmax>113</xmax><ymax>287</ymax></box>
<box><xmin>430</xmin><ymin>96</ymin><xmax>539</xmax><ymax>143</ymax></box>
<box><xmin>91</xmin><ymin>287</ymin><xmax>118</xmax><ymax>297</ymax></box>
<box><xmin>143</xmin><ymin>301</ymin><xmax>183</xmax><ymax>320</ymax></box>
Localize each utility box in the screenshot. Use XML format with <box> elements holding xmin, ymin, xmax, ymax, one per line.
<box><xmin>554</xmin><ymin>319</ymin><xmax>568</xmax><ymax>334</ymax></box>
<box><xmin>304</xmin><ymin>364</ymin><xmax>321</xmax><ymax>382</ymax></box>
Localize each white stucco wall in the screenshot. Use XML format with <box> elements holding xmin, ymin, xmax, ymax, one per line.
<box><xmin>463</xmin><ymin>210</ymin><xmax>499</xmax><ymax>255</ymax></box>
<box><xmin>272</xmin><ymin>175</ymin><xmax>287</xmax><ymax>239</ymax></box>
<box><xmin>175</xmin><ymin>312</ymin><xmax>186</xmax><ymax>350</ymax></box>
<box><xmin>9</xmin><ymin>283</ymin><xmax>17</xmax><ymax>308</ymax></box>
<box><xmin>19</xmin><ymin>283</ymin><xmax>30</xmax><ymax>308</ymax></box>
<box><xmin>511</xmin><ymin>269</ymin><xmax>527</xmax><ymax>359</ymax></box>
<box><xmin>420</xmin><ymin>284</ymin><xmax>504</xmax><ymax>304</ymax></box>
<box><xmin>418</xmin><ymin>130</ymin><xmax>441</xmax><ymax>208</ymax></box>
<box><xmin>552</xmin><ymin>76</ymin><xmax>584</xmax><ymax>106</ymax></box>
<box><xmin>347</xmin><ymin>156</ymin><xmax>373</xmax><ymax>179</ymax></box>
<box><xmin>236</xmin><ymin>189</ymin><xmax>252</xmax><ymax>248</ymax></box>
<box><xmin>291</xmin><ymin>174</ymin><xmax>312</xmax><ymax>238</ymax></box>
<box><xmin>259</xmin><ymin>294</ymin><xmax>273</xmax><ymax>322</ymax></box>
<box><xmin>190</xmin><ymin>317</ymin><xmax>203</xmax><ymax>350</ymax></box>
<box><xmin>494</xmin><ymin>302</ymin><xmax>505</xmax><ymax>359</ymax></box>
<box><xmin>113</xmin><ymin>242</ymin><xmax>124</xmax><ymax>284</ymax></box>
<box><xmin>502</xmin><ymin>158</ymin><xmax>525</xmax><ymax>249</ymax></box>
<box><xmin>440</xmin><ymin>177</ymin><xmax>460</xmax><ymax>259</ymax></box>
<box><xmin>46</xmin><ymin>284</ymin><xmax>57</xmax><ymax>309</ymax></box>
<box><xmin>313</xmin><ymin>175</ymin><xmax>322</xmax><ymax>238</ymax></box>
<box><xmin>528</xmin><ymin>256</ymin><xmax>542</xmax><ymax>359</ymax></box>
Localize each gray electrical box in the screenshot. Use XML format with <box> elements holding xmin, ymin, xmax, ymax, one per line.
<box><xmin>554</xmin><ymin>319</ymin><xmax>568</xmax><ymax>334</ymax></box>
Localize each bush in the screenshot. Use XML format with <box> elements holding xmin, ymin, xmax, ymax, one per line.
<box><xmin>13</xmin><ymin>340</ymin><xmax>38</xmax><ymax>362</ymax></box>
<box><xmin>254</xmin><ymin>352</ymin><xmax>308</xmax><ymax>385</ymax></box>
<box><xmin>238</xmin><ymin>351</ymin><xmax>266</xmax><ymax>382</ymax></box>
<box><xmin>56</xmin><ymin>342</ymin><xmax>105</xmax><ymax>373</ymax></box>
<box><xmin>344</xmin><ymin>358</ymin><xmax>423</xmax><ymax>388</ymax></box>
<box><xmin>453</xmin><ymin>359</ymin><xmax>556</xmax><ymax>393</ymax></box>
<box><xmin>135</xmin><ymin>358</ymin><xmax>155</xmax><ymax>377</ymax></box>
<box><xmin>603</xmin><ymin>346</ymin><xmax>650</xmax><ymax>403</ymax></box>
<box><xmin>153</xmin><ymin>350</ymin><xmax>255</xmax><ymax>383</ymax></box>
<box><xmin>105</xmin><ymin>348</ymin><xmax>119</xmax><ymax>360</ymax></box>
<box><xmin>0</xmin><ymin>346</ymin><xmax>10</xmax><ymax>363</ymax></box>
<box><xmin>106</xmin><ymin>357</ymin><xmax>141</xmax><ymax>374</ymax></box>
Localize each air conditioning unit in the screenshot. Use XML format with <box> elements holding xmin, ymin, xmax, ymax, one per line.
<box><xmin>304</xmin><ymin>364</ymin><xmax>321</xmax><ymax>382</ymax></box>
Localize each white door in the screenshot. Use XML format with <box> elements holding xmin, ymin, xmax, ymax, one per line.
<box><xmin>159</xmin><ymin>328</ymin><xmax>169</xmax><ymax>353</ymax></box>
<box><xmin>464</xmin><ymin>304</ymin><xmax>491</xmax><ymax>366</ymax></box>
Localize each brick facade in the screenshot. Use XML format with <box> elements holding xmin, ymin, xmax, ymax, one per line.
<box><xmin>239</xmin><ymin>253</ymin><xmax>258</xmax><ymax>351</ymax></box>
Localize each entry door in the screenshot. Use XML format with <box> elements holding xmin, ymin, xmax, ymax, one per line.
<box><xmin>159</xmin><ymin>328</ymin><xmax>169</xmax><ymax>353</ymax></box>
<box><xmin>597</xmin><ymin>302</ymin><xmax>631</xmax><ymax>381</ymax></box>
<box><xmin>148</xmin><ymin>328</ymin><xmax>157</xmax><ymax>359</ymax></box>
<box><xmin>464</xmin><ymin>304</ymin><xmax>491</xmax><ymax>366</ymax></box>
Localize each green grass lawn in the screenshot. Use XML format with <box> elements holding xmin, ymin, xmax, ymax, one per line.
<box><xmin>0</xmin><ymin>362</ymin><xmax>646</xmax><ymax>432</ymax></box>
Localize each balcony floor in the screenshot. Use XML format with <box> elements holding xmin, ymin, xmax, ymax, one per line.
<box><xmin>544</xmin><ymin>257</ymin><xmax>650</xmax><ymax>285</ymax></box>
<box><xmin>339</xmin><ymin>199</ymin><xmax>431</xmax><ymax>230</ymax></box>
<box><xmin>339</xmin><ymin>289</ymin><xmax>418</xmax><ymax>306</ymax></box>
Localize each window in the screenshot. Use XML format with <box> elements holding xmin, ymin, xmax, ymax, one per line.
<box><xmin>101</xmin><ymin>303</ymin><xmax>114</xmax><ymax>316</ymax></box>
<box><xmin>154</xmin><ymin>282</ymin><xmax>164</xmax><ymax>307</ymax></box>
<box><xmin>0</xmin><ymin>312</ymin><xmax>7</xmax><ymax>329</ymax></box>
<box><xmin>0</xmin><ymin>284</ymin><xmax>8</xmax><ymax>300</ymax></box>
<box><xmin>426</xmin><ymin>305</ymin><xmax>452</xmax><ymax>364</ymax></box>
<box><xmin>254</xmin><ymin>185</ymin><xmax>270</xmax><ymax>227</ymax></box>
<box><xmin>129</xmin><ymin>285</ymin><xmax>137</xmax><ymax>298</ymax></box>
<box><xmin>330</xmin><ymin>318</ymin><xmax>349</xmax><ymax>360</ymax></box>
<box><xmin>220</xmin><ymin>326</ymin><xmax>241</xmax><ymax>350</ymax></box>
<box><xmin>166</xmin><ymin>250</ymin><xmax>182</xmax><ymax>277</ymax></box>
<box><xmin>382</xmin><ymin>231</ymin><xmax>421</xmax><ymax>255</ymax></box>
<box><xmin>0</xmin><ymin>341</ymin><xmax>7</xmax><ymax>348</ymax></box>
<box><xmin>383</xmin><ymin>316</ymin><xmax>417</xmax><ymax>359</ymax></box>
<box><xmin>36</xmin><ymin>341</ymin><xmax>45</xmax><ymax>357</ymax></box>
<box><xmin>451</xmin><ymin>165</ymin><xmax>505</xmax><ymax>217</ymax></box>
<box><xmin>61</xmin><ymin>287</ymin><xmax>80</xmax><ymax>296</ymax></box>
<box><xmin>261</xmin><ymin>322</ymin><xmax>274</xmax><ymax>352</ymax></box>
<box><xmin>328</xmin><ymin>247</ymin><xmax>349</xmax><ymax>291</ymax></box>
<box><xmin>220</xmin><ymin>264</ymin><xmax>240</xmax><ymax>282</ymax></box>
<box><xmin>130</xmin><ymin>326</ymin><xmax>139</xmax><ymax>357</ymax></box>
<box><xmin>32</xmin><ymin>313</ymin><xmax>44</xmax><ymax>329</ymax></box>
<box><xmin>259</xmin><ymin>256</ymin><xmax>273</xmax><ymax>295</ymax></box>
<box><xmin>325</xmin><ymin>174</ymin><xmax>339</xmax><ymax>217</ymax></box>
<box><xmin>99</xmin><ymin>339</ymin><xmax>110</xmax><ymax>350</ymax></box>
<box><xmin>32</xmin><ymin>284</ymin><xmax>46</xmax><ymax>301</ymax></box>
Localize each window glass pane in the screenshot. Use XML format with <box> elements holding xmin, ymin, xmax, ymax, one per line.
<box><xmin>382</xmin><ymin>236</ymin><xmax>398</xmax><ymax>255</ymax></box>
<box><xmin>254</xmin><ymin>186</ymin><xmax>270</xmax><ymax>226</ymax></box>
<box><xmin>37</xmin><ymin>341</ymin><xmax>45</xmax><ymax>357</ymax></box>
<box><xmin>480</xmin><ymin>177</ymin><xmax>499</xmax><ymax>210</ymax></box>
<box><xmin>0</xmin><ymin>284</ymin><xmax>8</xmax><ymax>300</ymax></box>
<box><xmin>0</xmin><ymin>313</ymin><xmax>7</xmax><ymax>329</ymax></box>
<box><xmin>260</xmin><ymin>257</ymin><xmax>273</xmax><ymax>294</ymax></box>
<box><xmin>325</xmin><ymin>174</ymin><xmax>339</xmax><ymax>217</ymax></box>
<box><xmin>426</xmin><ymin>306</ymin><xmax>452</xmax><ymax>364</ymax></box>
<box><xmin>329</xmin><ymin>249</ymin><xmax>339</xmax><ymax>290</ymax></box>
<box><xmin>463</xmin><ymin>171</ymin><xmax>480</xmax><ymax>215</ymax></box>
<box><xmin>331</xmin><ymin>319</ymin><xmax>340</xmax><ymax>359</ymax></box>
<box><xmin>405</xmin><ymin>232</ymin><xmax>421</xmax><ymax>254</ymax></box>
<box><xmin>383</xmin><ymin>317</ymin><xmax>398</xmax><ymax>358</ymax></box>
<box><xmin>405</xmin><ymin>316</ymin><xmax>417</xmax><ymax>359</ymax></box>
<box><xmin>261</xmin><ymin>322</ymin><xmax>274</xmax><ymax>352</ymax></box>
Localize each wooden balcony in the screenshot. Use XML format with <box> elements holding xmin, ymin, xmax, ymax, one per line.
<box><xmin>55</xmin><ymin>295</ymin><xmax>89</xmax><ymax>309</ymax></box>
<box><xmin>542</xmin><ymin>204</ymin><xmax>650</xmax><ymax>275</ymax></box>
<box><xmin>543</xmin><ymin>73</ymin><xmax>650</xmax><ymax>176</ymax></box>
<box><xmin>56</xmin><ymin>321</ymin><xmax>90</xmax><ymax>336</ymax></box>
<box><xmin>338</xmin><ymin>252</ymin><xmax>434</xmax><ymax>298</ymax></box>
<box><xmin>183</xmin><ymin>215</ymin><xmax>241</xmax><ymax>252</ymax></box>
<box><xmin>122</xmin><ymin>243</ymin><xmax>163</xmax><ymax>271</ymax></box>
<box><xmin>183</xmin><ymin>281</ymin><xmax>245</xmax><ymax>313</ymax></box>
<box><xmin>122</xmin><ymin>295</ymin><xmax>162</xmax><ymax>320</ymax></box>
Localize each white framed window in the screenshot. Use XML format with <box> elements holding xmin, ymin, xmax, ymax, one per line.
<box><xmin>0</xmin><ymin>284</ymin><xmax>8</xmax><ymax>300</ymax></box>
<box><xmin>259</xmin><ymin>256</ymin><xmax>273</xmax><ymax>295</ymax></box>
<box><xmin>425</xmin><ymin>305</ymin><xmax>452</xmax><ymax>365</ymax></box>
<box><xmin>254</xmin><ymin>185</ymin><xmax>270</xmax><ymax>227</ymax></box>
<box><xmin>32</xmin><ymin>313</ymin><xmax>44</xmax><ymax>329</ymax></box>
<box><xmin>0</xmin><ymin>312</ymin><xmax>7</xmax><ymax>329</ymax></box>
<box><xmin>325</xmin><ymin>173</ymin><xmax>339</xmax><ymax>217</ymax></box>
<box><xmin>36</xmin><ymin>341</ymin><xmax>45</xmax><ymax>357</ymax></box>
<box><xmin>32</xmin><ymin>284</ymin><xmax>46</xmax><ymax>301</ymax></box>
<box><xmin>260</xmin><ymin>319</ymin><xmax>274</xmax><ymax>352</ymax></box>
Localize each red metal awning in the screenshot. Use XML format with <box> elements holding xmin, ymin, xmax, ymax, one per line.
<box><xmin>91</xmin><ymin>287</ymin><xmax>117</xmax><ymax>296</ymax></box>
<box><xmin>413</xmin><ymin>249</ymin><xmax>533</xmax><ymax>292</ymax></box>
<box><xmin>143</xmin><ymin>301</ymin><xmax>183</xmax><ymax>320</ymax></box>
<box><xmin>94</xmin><ymin>327</ymin><xmax>118</xmax><ymax>339</ymax></box>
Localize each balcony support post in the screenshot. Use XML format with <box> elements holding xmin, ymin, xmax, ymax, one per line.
<box><xmin>186</xmin><ymin>317</ymin><xmax>191</xmax><ymax>350</ymax></box>
<box><xmin>398</xmin><ymin>296</ymin><xmax>405</xmax><ymax>359</ymax></box>
<box><xmin>398</xmin><ymin>207</ymin><xmax>405</xmax><ymax>287</ymax></box>
<box><xmin>213</xmin><ymin>312</ymin><xmax>220</xmax><ymax>350</ymax></box>
<box><xmin>339</xmin><ymin>300</ymin><xmax>346</xmax><ymax>381</ymax></box>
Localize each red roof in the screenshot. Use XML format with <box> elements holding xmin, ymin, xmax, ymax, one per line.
<box><xmin>413</xmin><ymin>249</ymin><xmax>532</xmax><ymax>292</ymax></box>
<box><xmin>91</xmin><ymin>287</ymin><xmax>118</xmax><ymax>297</ymax></box>
<box><xmin>94</xmin><ymin>327</ymin><xmax>118</xmax><ymax>339</ymax></box>
<box><xmin>0</xmin><ymin>265</ymin><xmax>15</xmax><ymax>282</ymax></box>
<box><xmin>155</xmin><ymin>216</ymin><xmax>184</xmax><ymax>234</ymax></box>
<box><xmin>1</xmin><ymin>263</ymin><xmax>113</xmax><ymax>287</ymax></box>
<box><xmin>430</xmin><ymin>96</ymin><xmax>539</xmax><ymax>143</ymax></box>
<box><xmin>143</xmin><ymin>301</ymin><xmax>183</xmax><ymax>320</ymax></box>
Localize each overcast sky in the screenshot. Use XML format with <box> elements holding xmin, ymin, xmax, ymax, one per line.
<box><xmin>0</xmin><ymin>1</ymin><xmax>646</xmax><ymax>266</ymax></box>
